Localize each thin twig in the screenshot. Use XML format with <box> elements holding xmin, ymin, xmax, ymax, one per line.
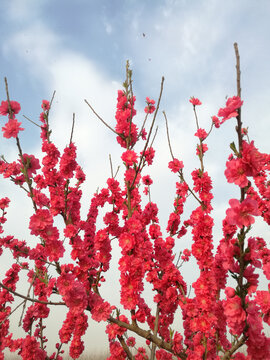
<box><xmin>19</xmin><ymin>274</ymin><xmax>37</xmax><ymax>327</ymax></box>
<box><xmin>193</xmin><ymin>106</ymin><xmax>204</xmax><ymax>172</ymax></box>
<box><xmin>47</xmin><ymin>90</ymin><xmax>56</xmax><ymax>119</ymax></box>
<box><xmin>109</xmin><ymin>154</ymin><xmax>113</xmax><ymax>177</ymax></box>
<box><xmin>150</xmin><ymin>126</ymin><xmax>158</xmax><ymax>149</ymax></box>
<box><xmin>138</xmin><ymin>113</ymin><xmax>149</xmax><ymax>141</ymax></box>
<box><xmin>234</xmin><ymin>43</ymin><xmax>243</xmax><ymax>155</ymax></box>
<box><xmin>114</xmin><ymin>165</ymin><xmax>120</xmax><ymax>179</ymax></box>
<box><xmin>163</xmin><ymin>111</ymin><xmax>174</xmax><ymax>159</ymax></box>
<box><xmin>0</xmin><ymin>282</ymin><xmax>65</xmax><ymax>306</ymax></box>
<box><xmin>234</xmin><ymin>43</ymin><xmax>241</xmax><ymax>99</ymax></box>
<box><xmin>131</xmin><ymin>76</ymin><xmax>165</xmax><ymax>189</ymax></box>
<box><xmin>127</xmin><ymin>62</ymin><xmax>134</xmax><ymax>148</ymax></box>
<box><xmin>163</xmin><ymin>112</ymin><xmax>202</xmax><ymax>205</ymax></box>
<box><xmin>15</xmin><ymin>136</ymin><xmax>38</xmax><ymax>212</ymax></box>
<box><xmin>118</xmin><ymin>335</ymin><xmax>135</xmax><ymax>360</ymax></box>
<box><xmin>69</xmin><ymin>113</ymin><xmax>75</xmax><ymax>144</ymax></box>
<box><xmin>0</xmin><ymin>300</ymin><xmax>25</xmax><ymax>326</ymax></box>
<box><xmin>4</xmin><ymin>78</ymin><xmax>13</xmax><ymax>118</ymax></box>
<box><xmin>84</xmin><ymin>99</ymin><xmax>120</xmax><ymax>136</ymax></box>
<box><xmin>108</xmin><ymin>315</ymin><xmax>187</xmax><ymax>359</ymax></box>
<box><xmin>150</xmin><ymin>304</ymin><xmax>160</xmax><ymax>360</ymax></box>
<box><xmin>23</xmin><ymin>115</ymin><xmax>41</xmax><ymax>128</ymax></box>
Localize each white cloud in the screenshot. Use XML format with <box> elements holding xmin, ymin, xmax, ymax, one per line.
<box><xmin>104</xmin><ymin>20</ymin><xmax>113</xmax><ymax>34</ymax></box>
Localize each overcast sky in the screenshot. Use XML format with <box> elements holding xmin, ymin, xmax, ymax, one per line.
<box><xmin>0</xmin><ymin>0</ymin><xmax>270</xmax><ymax>356</ymax></box>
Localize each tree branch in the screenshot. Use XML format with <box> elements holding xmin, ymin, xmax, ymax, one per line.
<box><xmin>0</xmin><ymin>282</ymin><xmax>65</xmax><ymax>306</ymax></box>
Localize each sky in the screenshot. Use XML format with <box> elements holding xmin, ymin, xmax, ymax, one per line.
<box><xmin>0</xmin><ymin>0</ymin><xmax>270</xmax><ymax>356</ymax></box>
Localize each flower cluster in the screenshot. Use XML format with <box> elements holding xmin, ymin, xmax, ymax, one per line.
<box><xmin>0</xmin><ymin>100</ymin><xmax>24</xmax><ymax>139</ymax></box>
<box><xmin>0</xmin><ymin>65</ymin><xmax>269</xmax><ymax>360</ymax></box>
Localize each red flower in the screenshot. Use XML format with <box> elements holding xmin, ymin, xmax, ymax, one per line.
<box><xmin>218</xmin><ymin>96</ymin><xmax>243</xmax><ymax>123</ymax></box>
<box><xmin>29</xmin><ymin>209</ymin><xmax>53</xmax><ymax>235</ymax></box>
<box><xmin>0</xmin><ymin>100</ymin><xmax>21</xmax><ymax>116</ymax></box>
<box><xmin>144</xmin><ymin>97</ymin><xmax>156</xmax><ymax>114</ymax></box>
<box><xmin>226</xmin><ymin>197</ymin><xmax>261</xmax><ymax>228</ymax></box>
<box><xmin>168</xmin><ymin>158</ymin><xmax>184</xmax><ymax>173</ymax></box>
<box><xmin>142</xmin><ymin>175</ymin><xmax>153</xmax><ymax>185</ymax></box>
<box><xmin>0</xmin><ymin>197</ymin><xmax>10</xmax><ymax>210</ymax></box>
<box><xmin>194</xmin><ymin>128</ymin><xmax>207</xmax><ymax>140</ymax></box>
<box><xmin>142</xmin><ymin>147</ymin><xmax>155</xmax><ymax>165</ymax></box>
<box><xmin>189</xmin><ymin>97</ymin><xmax>202</xmax><ymax>106</ymax></box>
<box><xmin>21</xmin><ymin>154</ymin><xmax>41</xmax><ymax>178</ymax></box>
<box><xmin>63</xmin><ymin>281</ymin><xmax>87</xmax><ymax>313</ymax></box>
<box><xmin>2</xmin><ymin>118</ymin><xmax>24</xmax><ymax>138</ymax></box>
<box><xmin>225</xmin><ymin>287</ymin><xmax>235</xmax><ymax>298</ymax></box>
<box><xmin>225</xmin><ymin>158</ymin><xmax>248</xmax><ymax>188</ymax></box>
<box><xmin>242</xmin><ymin>140</ymin><xmax>265</xmax><ymax>176</ymax></box>
<box><xmin>41</xmin><ymin>100</ymin><xmax>50</xmax><ymax>111</ymax></box>
<box><xmin>59</xmin><ymin>142</ymin><xmax>77</xmax><ymax>179</ymax></box>
<box><xmin>121</xmin><ymin>150</ymin><xmax>138</xmax><ymax>166</ymax></box>
<box><xmin>91</xmin><ymin>300</ymin><xmax>111</xmax><ymax>322</ymax></box>
<box><xmin>212</xmin><ymin>115</ymin><xmax>220</xmax><ymax>128</ymax></box>
<box><xmin>223</xmin><ymin>296</ymin><xmax>246</xmax><ymax>335</ymax></box>
<box><xmin>196</xmin><ymin>143</ymin><xmax>208</xmax><ymax>156</ymax></box>
<box><xmin>119</xmin><ymin>232</ymin><xmax>135</xmax><ymax>252</ymax></box>
<box><xmin>126</xmin><ymin>337</ymin><xmax>136</xmax><ymax>347</ymax></box>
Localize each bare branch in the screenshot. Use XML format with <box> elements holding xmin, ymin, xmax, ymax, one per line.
<box><xmin>163</xmin><ymin>111</ymin><xmax>174</xmax><ymax>159</ymax></box>
<box><xmin>131</xmin><ymin>76</ymin><xmax>165</xmax><ymax>189</ymax></box>
<box><xmin>69</xmin><ymin>113</ymin><xmax>75</xmax><ymax>144</ymax></box>
<box><xmin>222</xmin><ymin>335</ymin><xmax>246</xmax><ymax>360</ymax></box>
<box><xmin>117</xmin><ymin>335</ymin><xmax>135</xmax><ymax>360</ymax></box>
<box><xmin>84</xmin><ymin>99</ymin><xmax>120</xmax><ymax>136</ymax></box>
<box><xmin>23</xmin><ymin>115</ymin><xmax>41</xmax><ymax>128</ymax></box>
<box><xmin>150</xmin><ymin>126</ymin><xmax>158</xmax><ymax>149</ymax></box>
<box><xmin>108</xmin><ymin>316</ymin><xmax>187</xmax><ymax>359</ymax></box>
<box><xmin>109</xmin><ymin>154</ymin><xmax>113</xmax><ymax>177</ymax></box>
<box><xmin>234</xmin><ymin>43</ymin><xmax>241</xmax><ymax>98</ymax></box>
<box><xmin>150</xmin><ymin>304</ymin><xmax>160</xmax><ymax>360</ymax></box>
<box><xmin>47</xmin><ymin>90</ymin><xmax>56</xmax><ymax>119</ymax></box>
<box><xmin>4</xmin><ymin>77</ymin><xmax>13</xmax><ymax>118</ymax></box>
<box><xmin>0</xmin><ymin>282</ymin><xmax>65</xmax><ymax>306</ymax></box>
<box><xmin>0</xmin><ymin>300</ymin><xmax>25</xmax><ymax>326</ymax></box>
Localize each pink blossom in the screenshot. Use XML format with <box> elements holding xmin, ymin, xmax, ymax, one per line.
<box><xmin>63</xmin><ymin>281</ymin><xmax>88</xmax><ymax>313</ymax></box>
<box><xmin>223</xmin><ymin>296</ymin><xmax>246</xmax><ymax>335</ymax></box>
<box><xmin>121</xmin><ymin>150</ymin><xmax>138</xmax><ymax>166</ymax></box>
<box><xmin>142</xmin><ymin>175</ymin><xmax>153</xmax><ymax>185</ymax></box>
<box><xmin>144</xmin><ymin>97</ymin><xmax>156</xmax><ymax>114</ymax></box>
<box><xmin>29</xmin><ymin>209</ymin><xmax>53</xmax><ymax>235</ymax></box>
<box><xmin>226</xmin><ymin>197</ymin><xmax>261</xmax><ymax>228</ymax></box>
<box><xmin>168</xmin><ymin>158</ymin><xmax>184</xmax><ymax>173</ymax></box>
<box><xmin>2</xmin><ymin>118</ymin><xmax>24</xmax><ymax>138</ymax></box>
<box><xmin>194</xmin><ymin>128</ymin><xmax>207</xmax><ymax>140</ymax></box>
<box><xmin>225</xmin><ymin>157</ymin><xmax>248</xmax><ymax>188</ymax></box>
<box><xmin>0</xmin><ymin>100</ymin><xmax>21</xmax><ymax>116</ymax></box>
<box><xmin>218</xmin><ymin>96</ymin><xmax>243</xmax><ymax>123</ymax></box>
<box><xmin>91</xmin><ymin>300</ymin><xmax>112</xmax><ymax>322</ymax></box>
<box><xmin>21</xmin><ymin>154</ymin><xmax>41</xmax><ymax>178</ymax></box>
<box><xmin>41</xmin><ymin>100</ymin><xmax>50</xmax><ymax>111</ymax></box>
<box><xmin>0</xmin><ymin>197</ymin><xmax>10</xmax><ymax>210</ymax></box>
<box><xmin>189</xmin><ymin>97</ymin><xmax>202</xmax><ymax>106</ymax></box>
<box><xmin>141</xmin><ymin>146</ymin><xmax>155</xmax><ymax>165</ymax></box>
<box><xmin>225</xmin><ymin>287</ymin><xmax>235</xmax><ymax>298</ymax></box>
<box><xmin>196</xmin><ymin>143</ymin><xmax>208</xmax><ymax>156</ymax></box>
<box><xmin>212</xmin><ymin>115</ymin><xmax>220</xmax><ymax>128</ymax></box>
